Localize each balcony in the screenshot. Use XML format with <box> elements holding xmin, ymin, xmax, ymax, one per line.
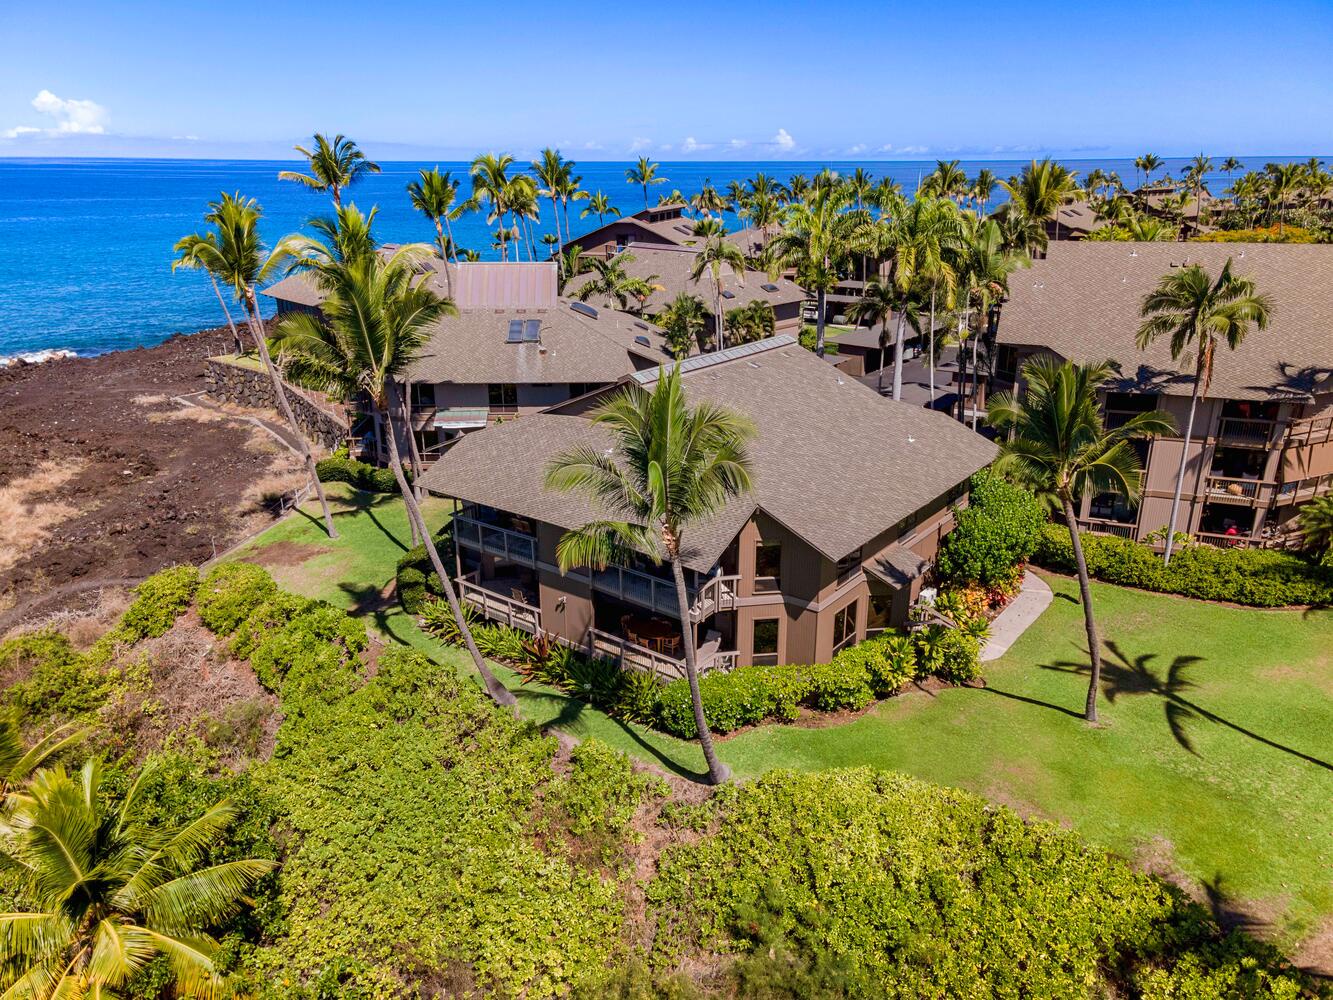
<box><xmin>591</xmin><ymin>564</ymin><xmax>683</xmax><ymax>617</ymax></box>
<box><xmin>1274</xmin><ymin>472</ymin><xmax>1333</xmax><ymax>506</ymax></box>
<box><xmin>1285</xmin><ymin>414</ymin><xmax>1333</xmax><ymax>447</ymax></box>
<box><xmin>453</xmin><ymin>510</ymin><xmax>537</xmax><ymax>566</ymax></box>
<box><xmin>1204</xmin><ymin>475</ymin><xmax>1270</xmax><ymax>506</ymax></box>
<box><xmin>1216</xmin><ymin>417</ymin><xmax>1276</xmax><ymax>447</ymax></box>
<box><xmin>1076</xmin><ymin>518</ymin><xmax>1136</xmax><ymax>539</ymax></box>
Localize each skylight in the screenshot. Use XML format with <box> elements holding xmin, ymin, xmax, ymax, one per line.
<box><xmin>506</xmin><ymin>320</ymin><xmax>523</xmax><ymax>343</ymax></box>
<box><xmin>721</xmin><ymin>290</ymin><xmax>736</xmax><ymax>299</ymax></box>
<box><xmin>761</xmin><ymin>282</ymin><xmax>778</xmax><ymax>292</ymax></box>
<box><xmin>522</xmin><ymin>319</ymin><xmax>541</xmax><ymax>342</ymax></box>
<box><xmin>570</xmin><ymin>301</ymin><xmax>598</xmax><ymax>319</ymax></box>
<box><xmin>634</xmin><ymin>335</ymin><xmax>652</xmax><ymax>347</ymax></box>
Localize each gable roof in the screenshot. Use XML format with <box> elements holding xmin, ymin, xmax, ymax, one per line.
<box><xmin>417</xmin><ymin>336</ymin><xmax>997</xmax><ymax>570</ymax></box>
<box><xmin>262</xmin><ymin>262</ymin><xmax>672</xmax><ymax>384</ymax></box>
<box><xmin>996</xmin><ymin>242</ymin><xmax>1333</xmax><ymax>401</ymax></box>
<box><xmin>566</xmin><ymin>243</ymin><xmax>806</xmax><ymax>317</ymax></box>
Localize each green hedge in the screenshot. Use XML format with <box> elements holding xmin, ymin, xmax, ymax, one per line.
<box><xmin>1033</xmin><ymin>523</ymin><xmax>1333</xmax><ymax>607</ymax></box>
<box><xmin>315</xmin><ymin>453</ymin><xmax>403</xmax><ymax>494</ymax></box>
<box><xmin>197</xmin><ymin>562</ymin><xmax>278</xmax><ymax>635</ymax></box>
<box><xmin>937</xmin><ymin>470</ymin><xmax>1046</xmax><ymax>587</ymax></box>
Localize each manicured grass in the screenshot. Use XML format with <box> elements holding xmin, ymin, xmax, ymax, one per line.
<box><xmin>235</xmin><ymin>493</ymin><xmax>1333</xmax><ymax>941</ymax></box>
<box><xmin>720</xmin><ymin>573</ymin><xmax>1333</xmax><ymax>944</ymax></box>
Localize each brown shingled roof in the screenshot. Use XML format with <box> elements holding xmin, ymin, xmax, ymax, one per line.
<box><xmin>996</xmin><ymin>242</ymin><xmax>1333</xmax><ymax>401</ymax></box>
<box><xmin>417</xmin><ymin>336</ymin><xmax>997</xmax><ymax>570</ymax></box>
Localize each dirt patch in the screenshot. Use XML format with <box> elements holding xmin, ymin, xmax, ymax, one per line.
<box><xmin>1292</xmin><ymin>916</ymin><xmax>1333</xmax><ymax>978</ymax></box>
<box><xmin>0</xmin><ymin>329</ymin><xmax>315</xmax><ymax>627</ymax></box>
<box><xmin>0</xmin><ymin>460</ymin><xmax>88</xmax><ymax>573</ymax></box>
<box><xmin>241</xmin><ymin>540</ymin><xmax>333</xmax><ymax>568</ymax></box>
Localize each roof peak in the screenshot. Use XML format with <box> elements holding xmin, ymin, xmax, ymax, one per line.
<box><xmin>631</xmin><ymin>335</ymin><xmax>797</xmax><ymax>385</ymax></box>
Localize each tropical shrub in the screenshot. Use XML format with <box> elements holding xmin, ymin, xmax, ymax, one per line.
<box><xmin>937</xmin><ymin>470</ymin><xmax>1046</xmax><ymax>587</ymax></box>
<box><xmin>248</xmin><ymin>600</ymin><xmax>368</xmax><ymax>695</ymax></box>
<box><xmin>1033</xmin><ymin>523</ymin><xmax>1333</xmax><ymax>607</ymax></box>
<box><xmin>114</xmin><ymin>565</ymin><xmax>199</xmax><ymax>642</ymax></box>
<box><xmin>315</xmin><ymin>450</ymin><xmax>402</xmax><ymax>493</ymax></box>
<box><xmin>394</xmin><ymin>530</ymin><xmax>453</xmax><ymax>613</ymax></box>
<box><xmin>926</xmin><ymin>629</ymin><xmax>982</xmax><ymax>683</ymax></box>
<box><xmin>613</xmin><ymin>670</ymin><xmax>664</xmax><ymax>725</ymax></box>
<box><xmin>0</xmin><ymin>630</ymin><xmax>122</xmax><ymax>722</ymax></box>
<box><xmin>1192</xmin><ymin>224</ymin><xmax>1323</xmax><ymax>244</ymax></box>
<box><xmin>197</xmin><ymin>562</ymin><xmax>278</xmax><ymax>635</ymax></box>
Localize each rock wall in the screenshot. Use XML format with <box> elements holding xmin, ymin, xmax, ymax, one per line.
<box><xmin>204</xmin><ymin>359</ymin><xmax>349</xmax><ymax>450</ymax></box>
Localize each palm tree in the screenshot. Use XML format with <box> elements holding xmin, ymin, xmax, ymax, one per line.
<box><xmin>1137</xmin><ymin>260</ymin><xmax>1274</xmax><ymax>563</ymax></box>
<box><xmin>406</xmin><ymin>167</ymin><xmax>467</xmax><ymax>265</ymax></box>
<box><xmin>924</xmin><ymin>159</ymin><xmax>968</xmax><ymax>203</ymax></box>
<box><xmin>505</xmin><ymin>175</ymin><xmax>541</xmax><ymax>261</ymax></box>
<box><xmin>277</xmin><ymin>133</ymin><xmax>379</xmax><ymax>208</ymax></box>
<box><xmin>581</xmin><ymin>190</ymin><xmax>620</xmax><ymax>226</ymax></box>
<box><xmin>172</xmin><ymin>231</ymin><xmax>246</xmax><ymax>355</ymax></box>
<box><xmin>1137</xmin><ymin>153</ymin><xmax>1163</xmax><ymax>187</ymax></box>
<box><xmin>625</xmin><ymin>156</ymin><xmax>666</xmax><ymax>209</ymax></box>
<box><xmin>0</xmin><ymin>711</ymin><xmax>85</xmax><ymax>801</ymax></box>
<box><xmin>270</xmin><ymin>247</ymin><xmax>518</xmax><ymax>709</ymax></box>
<box><xmin>724</xmin><ymin>300</ymin><xmax>776</xmax><ymax>345</ymax></box>
<box><xmin>971</xmin><ymin>169</ymin><xmax>998</xmax><ymax>216</ymax></box>
<box><xmin>0</xmin><ymin>758</ymin><xmax>275</xmax><ymax>999</ymax></box>
<box><xmin>1001</xmin><ymin>159</ymin><xmax>1079</xmax><ymax>246</ymax></box>
<box><xmin>848</xmin><ymin>278</ymin><xmax>897</xmax><ymax>393</ymax></box>
<box><xmin>691</xmin><ymin>179</ymin><xmax>728</xmax><ymax>218</ymax></box>
<box><xmin>545</xmin><ymin>366</ymin><xmax>755</xmax><ymax>783</ymax></box>
<box><xmin>470</xmin><ymin>152</ymin><xmax>516</xmax><ymax>260</ymax></box>
<box><xmin>771</xmin><ymin>185</ymin><xmax>855</xmax><ymax>357</ymax></box>
<box><xmin>690</xmin><ymin>234</ymin><xmax>747</xmax><ymax>350</ymax></box>
<box><xmin>558</xmin><ymin>243</ymin><xmax>590</xmax><ymax>293</ymax></box>
<box><xmin>532</xmin><ymin>148</ymin><xmax>570</xmax><ymax>249</ymax></box>
<box><xmin>1296</xmin><ymin>495</ymin><xmax>1333</xmax><ymax>565</ymax></box>
<box><xmin>172</xmin><ymin>193</ymin><xmax>338</xmax><ymax>537</ymax></box>
<box><xmin>655</xmin><ymin>292</ymin><xmax>710</xmax><ymax>356</ymax></box>
<box><xmin>1186</xmin><ymin>154</ymin><xmax>1214</xmax><ymax>222</ymax></box>
<box><xmin>988</xmin><ymin>359</ymin><xmax>1174</xmax><ymax>722</ymax></box>
<box><xmin>1221</xmin><ymin>156</ymin><xmax>1243</xmax><ymax>191</ymax></box>
<box><xmin>951</xmin><ymin>215</ymin><xmax>1027</xmax><ymax>427</ymax></box>
<box><xmin>1266</xmin><ymin>162</ymin><xmax>1304</xmax><ymax>233</ymax></box>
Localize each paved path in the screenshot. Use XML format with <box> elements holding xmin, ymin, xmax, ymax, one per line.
<box><xmin>981</xmin><ymin>571</ymin><xmax>1054</xmax><ymax>662</ymax></box>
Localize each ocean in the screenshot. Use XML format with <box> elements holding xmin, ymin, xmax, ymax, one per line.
<box><xmin>0</xmin><ymin>155</ymin><xmax>1311</xmax><ymax>360</ymax></box>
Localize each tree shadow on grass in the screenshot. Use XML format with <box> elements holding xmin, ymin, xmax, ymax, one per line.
<box><xmin>979</xmin><ymin>686</ymin><xmax>1084</xmax><ymax>719</ymax></box>
<box><xmin>336</xmin><ymin>581</ymin><xmax>413</xmax><ymax>645</ymax></box>
<box><xmin>1042</xmin><ymin>640</ymin><xmax>1333</xmax><ymax>771</ymax></box>
<box><xmin>295</xmin><ymin>490</ymin><xmax>409</xmax><ymax>552</ymax></box>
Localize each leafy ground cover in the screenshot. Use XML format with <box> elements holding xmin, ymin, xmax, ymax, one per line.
<box><xmin>237</xmin><ymin>490</ymin><xmax>1333</xmax><ymax>953</ymax></box>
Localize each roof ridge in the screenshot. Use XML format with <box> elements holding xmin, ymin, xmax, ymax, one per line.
<box><xmin>631</xmin><ymin>335</ymin><xmax>798</xmax><ymax>384</ymax></box>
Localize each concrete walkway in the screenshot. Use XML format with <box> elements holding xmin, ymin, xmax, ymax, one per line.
<box><xmin>981</xmin><ymin>571</ymin><xmax>1054</xmax><ymax>662</ymax></box>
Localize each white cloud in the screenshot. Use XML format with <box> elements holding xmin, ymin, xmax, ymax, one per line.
<box><xmin>772</xmin><ymin>128</ymin><xmax>796</xmax><ymax>151</ymax></box>
<box><xmin>629</xmin><ymin>136</ymin><xmax>652</xmax><ymax>152</ymax></box>
<box><xmin>4</xmin><ymin>89</ymin><xmax>108</xmax><ymax>139</ymax></box>
<box><xmin>582</xmin><ymin>140</ymin><xmax>604</xmax><ymax>150</ymax></box>
<box><xmin>681</xmin><ymin>136</ymin><xmax>714</xmax><ymax>154</ymax></box>
<box><xmin>879</xmin><ymin>143</ymin><xmax>929</xmax><ymax>155</ymax></box>
<box><xmin>847</xmin><ymin>143</ymin><xmax>866</xmax><ymax>155</ymax></box>
<box><xmin>728</xmin><ymin>138</ymin><xmax>748</xmax><ymax>150</ymax></box>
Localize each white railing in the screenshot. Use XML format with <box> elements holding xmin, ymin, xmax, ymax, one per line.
<box><xmin>454</xmin><ymin>514</ymin><xmax>537</xmax><ymax>566</ymax></box>
<box><xmin>458</xmin><ymin>578</ymin><xmax>542</xmax><ymax>633</ymax></box>
<box><xmin>1205</xmin><ymin>476</ymin><xmax>1267</xmax><ymax>503</ymax></box>
<box><xmin>689</xmin><ymin>574</ymin><xmax>739</xmax><ymax>622</ymax></box>
<box><xmin>586</xmin><ymin>627</ymin><xmax>688</xmax><ymax>679</ymax></box>
<box><xmin>1077</xmin><ymin>518</ymin><xmax>1136</xmax><ymax>539</ymax></box>
<box><xmin>591</xmin><ymin>564</ymin><xmax>683</xmax><ymax>617</ymax></box>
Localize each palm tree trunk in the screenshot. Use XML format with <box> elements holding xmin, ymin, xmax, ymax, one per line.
<box><xmin>955</xmin><ymin>308</ymin><xmax>970</xmax><ymax>422</ymax></box>
<box><xmin>668</xmin><ymin>554</ymin><xmax>728</xmax><ymax>784</ymax></box>
<box><xmin>1062</xmin><ymin>498</ymin><xmax>1103</xmax><ymax>722</ymax></box>
<box><xmin>209</xmin><ymin>275</ymin><xmax>244</xmax><ymax>355</ymax></box>
<box><xmin>384</xmin><ymin>383</ymin><xmax>518</xmax><ymax>711</ymax></box>
<box><xmin>927</xmin><ymin>286</ymin><xmax>937</xmax><ymax>406</ymax></box>
<box><xmin>551</xmin><ymin>196</ymin><xmax>563</xmax><ymax>253</ymax></box>
<box><xmin>714</xmin><ymin>275</ymin><xmax>725</xmax><ymax>352</ymax></box>
<box><xmin>814</xmin><ymin>288</ymin><xmax>827</xmax><ymax>357</ymax></box>
<box><xmin>241</xmin><ymin>292</ymin><xmax>338</xmax><ymax>539</ymax></box>
<box><xmin>969</xmin><ymin>319</ymin><xmax>983</xmax><ymax>431</ymax></box>
<box><xmin>1162</xmin><ymin>368</ymin><xmax>1203</xmax><ymax>565</ymax></box>
<box><xmin>890</xmin><ymin>310</ymin><xmax>906</xmax><ymax>402</ymax></box>
<box><xmin>444</xmin><ymin>216</ymin><xmax>460</xmax><ymax>264</ymax></box>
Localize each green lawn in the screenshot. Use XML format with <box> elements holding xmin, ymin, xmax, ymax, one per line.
<box><xmin>235</xmin><ymin>490</ymin><xmax>1333</xmax><ymax>943</ymax></box>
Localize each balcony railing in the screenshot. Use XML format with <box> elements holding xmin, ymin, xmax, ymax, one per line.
<box><xmin>1204</xmin><ymin>476</ymin><xmax>1269</xmax><ymax>504</ymax></box>
<box><xmin>1274</xmin><ymin>472</ymin><xmax>1333</xmax><ymax>506</ymax></box>
<box><xmin>585</xmin><ymin>628</ymin><xmax>736</xmax><ymax>680</ymax></box>
<box><xmin>592</xmin><ymin>564</ymin><xmax>683</xmax><ymax>617</ymax></box>
<box><xmin>1216</xmin><ymin>417</ymin><xmax>1275</xmax><ymax>446</ymax></box>
<box><xmin>690</xmin><ymin>574</ymin><xmax>739</xmax><ymax>623</ymax></box>
<box><xmin>454</xmin><ymin>514</ymin><xmax>537</xmax><ymax>566</ymax></box>
<box><xmin>1285</xmin><ymin>414</ymin><xmax>1333</xmax><ymax>446</ymax></box>
<box><xmin>1195</xmin><ymin>531</ymin><xmax>1252</xmax><ymax>549</ymax></box>
<box><xmin>458</xmin><ymin>577</ymin><xmax>542</xmax><ymax>633</ymax></box>
<box><xmin>1076</xmin><ymin>518</ymin><xmax>1136</xmax><ymax>539</ymax></box>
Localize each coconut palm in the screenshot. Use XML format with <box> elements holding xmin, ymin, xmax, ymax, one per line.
<box><xmin>505</xmin><ymin>175</ymin><xmax>541</xmax><ymax>261</ymax></box>
<box><xmin>532</xmin><ymin>148</ymin><xmax>570</xmax><ymax>248</ymax></box>
<box><xmin>1136</xmin><ymin>260</ymin><xmax>1274</xmax><ymax>563</ymax></box>
<box><xmin>988</xmin><ymin>359</ymin><xmax>1174</xmax><ymax>722</ymax></box>
<box><xmin>771</xmin><ymin>185</ymin><xmax>855</xmax><ymax>357</ymax></box>
<box><xmin>1001</xmin><ymin>159</ymin><xmax>1079</xmax><ymax>246</ymax></box>
<box><xmin>0</xmin><ymin>758</ymin><xmax>275</xmax><ymax>1000</ymax></box>
<box><xmin>845</xmin><ymin>167</ymin><xmax>875</xmax><ymax>210</ymax></box>
<box><xmin>971</xmin><ymin>169</ymin><xmax>998</xmax><ymax>215</ymax></box>
<box><xmin>724</xmin><ymin>300</ymin><xmax>776</xmax><ymax>345</ymax></box>
<box><xmin>1265</xmin><ymin>162</ymin><xmax>1304</xmax><ymax>233</ymax></box>
<box><xmin>279</xmin><ymin>203</ymin><xmax>380</xmax><ymax>273</ymax></box>
<box><xmin>625</xmin><ymin>156</ymin><xmax>666</xmax><ymax>209</ymax></box>
<box><xmin>545</xmin><ymin>366</ymin><xmax>755</xmax><ymax>784</ymax></box>
<box><xmin>691</xmin><ymin>179</ymin><xmax>729</xmax><ymax>218</ymax></box>
<box><xmin>574</xmin><ymin>251</ymin><xmax>652</xmax><ymax>311</ymax></box>
<box><xmin>655</xmin><ymin>292</ymin><xmax>710</xmax><ymax>356</ymax></box>
<box><xmin>557</xmin><ymin>243</ymin><xmax>591</xmax><ymax>293</ymax></box>
<box><xmin>277</xmin><ymin>133</ymin><xmax>379</xmax><ymax>208</ymax></box>
<box><xmin>847</xmin><ymin>278</ymin><xmax>898</xmax><ymax>393</ymax></box>
<box><xmin>470</xmin><ymin>152</ymin><xmax>516</xmax><ymax>260</ymax></box>
<box><xmin>690</xmin><ymin>234</ymin><xmax>747</xmax><ymax>351</ymax></box>
<box><xmin>172</xmin><ymin>193</ymin><xmax>338</xmax><ymax>537</ymax></box>
<box><xmin>924</xmin><ymin>159</ymin><xmax>968</xmax><ymax>203</ymax></box>
<box><xmin>581</xmin><ymin>190</ymin><xmax>620</xmax><ymax>226</ymax></box>
<box><xmin>270</xmin><ymin>247</ymin><xmax>518</xmax><ymax>709</ymax></box>
<box><xmin>0</xmin><ymin>712</ymin><xmax>85</xmax><ymax>802</ymax></box>
<box><xmin>1136</xmin><ymin>153</ymin><xmax>1163</xmax><ymax>187</ymax></box>
<box><xmin>1221</xmin><ymin>157</ymin><xmax>1243</xmax><ymax>189</ymax></box>
<box><xmin>406</xmin><ymin>167</ymin><xmax>467</xmax><ymax>264</ymax></box>
<box><xmin>172</xmin><ymin>232</ymin><xmax>246</xmax><ymax>355</ymax></box>
<box><xmin>1296</xmin><ymin>495</ymin><xmax>1333</xmax><ymax>565</ymax></box>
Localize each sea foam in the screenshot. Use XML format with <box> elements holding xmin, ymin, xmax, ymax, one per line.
<box><xmin>0</xmin><ymin>348</ymin><xmax>79</xmax><ymax>368</ymax></box>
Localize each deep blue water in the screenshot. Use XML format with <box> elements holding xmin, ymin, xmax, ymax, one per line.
<box><xmin>0</xmin><ymin>155</ymin><xmax>1312</xmax><ymax>359</ymax></box>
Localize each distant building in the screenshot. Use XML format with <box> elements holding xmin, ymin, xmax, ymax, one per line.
<box><xmin>995</xmin><ymin>242</ymin><xmax>1333</xmax><ymax>548</ymax></box>
<box><xmin>568</xmin><ymin>202</ymin><xmax>768</xmax><ymax>258</ymax></box>
<box><xmin>415</xmin><ymin>336</ymin><xmax>996</xmax><ymax>676</ymax></box>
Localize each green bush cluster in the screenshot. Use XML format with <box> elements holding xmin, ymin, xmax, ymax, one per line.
<box><xmin>113</xmin><ymin>565</ymin><xmax>199</xmax><ymax>643</ymax></box>
<box><xmin>394</xmin><ymin>531</ymin><xmax>453</xmax><ymax>614</ymax></box>
<box><xmin>646</xmin><ymin>769</ymin><xmax>1318</xmax><ymax>998</ymax></box>
<box><xmin>196</xmin><ymin>562</ymin><xmax>278</xmax><ymax>635</ymax></box>
<box><xmin>937</xmin><ymin>470</ymin><xmax>1046</xmax><ymax>587</ymax></box>
<box><xmin>1033</xmin><ymin>524</ymin><xmax>1333</xmax><ymax>607</ymax></box>
<box><xmin>316</xmin><ymin>451</ymin><xmax>402</xmax><ymax>494</ymax></box>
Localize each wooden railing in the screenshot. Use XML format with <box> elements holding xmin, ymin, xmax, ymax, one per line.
<box><xmin>1195</xmin><ymin>531</ymin><xmax>1251</xmax><ymax>549</ymax></box>
<box><xmin>1076</xmin><ymin>518</ymin><xmax>1136</xmax><ymax>539</ymax></box>
<box><xmin>1285</xmin><ymin>414</ymin><xmax>1333</xmax><ymax>446</ymax></box>
<box><xmin>591</xmin><ymin>564</ymin><xmax>683</xmax><ymax>617</ymax></box>
<box><xmin>689</xmin><ymin>574</ymin><xmax>740</xmax><ymax>623</ymax></box>
<box><xmin>1274</xmin><ymin>472</ymin><xmax>1333</xmax><ymax>505</ymax></box>
<box><xmin>458</xmin><ymin>578</ymin><xmax>542</xmax><ymax>633</ymax></box>
<box><xmin>1216</xmin><ymin>417</ymin><xmax>1275</xmax><ymax>446</ymax></box>
<box><xmin>454</xmin><ymin>514</ymin><xmax>537</xmax><ymax>566</ymax></box>
<box><xmin>1204</xmin><ymin>476</ymin><xmax>1269</xmax><ymax>504</ymax></box>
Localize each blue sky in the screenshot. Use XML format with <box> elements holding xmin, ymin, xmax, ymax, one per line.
<box><xmin>2</xmin><ymin>0</ymin><xmax>1331</xmax><ymax>160</ymax></box>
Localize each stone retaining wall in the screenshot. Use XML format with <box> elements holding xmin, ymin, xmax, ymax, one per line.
<box><xmin>204</xmin><ymin>358</ymin><xmax>349</xmax><ymax>450</ymax></box>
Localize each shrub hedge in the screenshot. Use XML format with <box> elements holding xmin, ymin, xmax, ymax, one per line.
<box><xmin>315</xmin><ymin>451</ymin><xmax>403</xmax><ymax>494</ymax></box>
<box><xmin>197</xmin><ymin>562</ymin><xmax>279</xmax><ymax>635</ymax></box>
<box><xmin>937</xmin><ymin>470</ymin><xmax>1046</xmax><ymax>588</ymax></box>
<box><xmin>1033</xmin><ymin>523</ymin><xmax>1333</xmax><ymax>607</ymax></box>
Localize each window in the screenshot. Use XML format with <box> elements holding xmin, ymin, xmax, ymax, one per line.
<box><xmin>752</xmin><ymin>618</ymin><xmax>779</xmax><ymax>666</ymax></box>
<box><xmin>832</xmin><ymin>600</ymin><xmax>858</xmax><ymax>653</ymax></box>
<box><xmin>754</xmin><ymin>540</ymin><xmax>781</xmax><ymax>592</ymax></box>
<box><xmin>568</xmin><ymin>382</ymin><xmax>606</xmax><ymax>398</ymax></box>
<box><xmin>835</xmin><ymin>547</ymin><xmax>862</xmax><ymax>583</ymax></box>
<box><xmin>487</xmin><ymin>384</ymin><xmax>518</xmax><ymax>411</ymax></box>
<box><xmin>409</xmin><ymin>383</ymin><xmax>436</xmax><ymax>408</ymax></box>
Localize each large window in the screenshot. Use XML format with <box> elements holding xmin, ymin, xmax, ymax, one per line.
<box><xmin>755</xmin><ymin>540</ymin><xmax>781</xmax><ymax>593</ymax></box>
<box><xmin>832</xmin><ymin>600</ymin><xmax>858</xmax><ymax>653</ymax></box>
<box><xmin>752</xmin><ymin>618</ymin><xmax>779</xmax><ymax>666</ymax></box>
<box><xmin>487</xmin><ymin>383</ymin><xmax>518</xmax><ymax>412</ymax></box>
<box><xmin>409</xmin><ymin>383</ymin><xmax>436</xmax><ymax>408</ymax></box>
<box><xmin>835</xmin><ymin>547</ymin><xmax>862</xmax><ymax>583</ymax></box>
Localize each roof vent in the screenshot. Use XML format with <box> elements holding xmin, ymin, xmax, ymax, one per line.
<box><xmin>760</xmin><ymin>282</ymin><xmax>778</xmax><ymax>292</ymax></box>
<box><xmin>721</xmin><ymin>290</ymin><xmax>736</xmax><ymax>299</ymax></box>
<box><xmin>633</xmin><ymin>321</ymin><xmax>651</xmax><ymax>330</ymax></box>
<box><xmin>506</xmin><ymin>320</ymin><xmax>523</xmax><ymax>343</ymax></box>
<box><xmin>570</xmin><ymin>301</ymin><xmax>598</xmax><ymax>319</ymax></box>
<box><xmin>634</xmin><ymin>335</ymin><xmax>652</xmax><ymax>347</ymax></box>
